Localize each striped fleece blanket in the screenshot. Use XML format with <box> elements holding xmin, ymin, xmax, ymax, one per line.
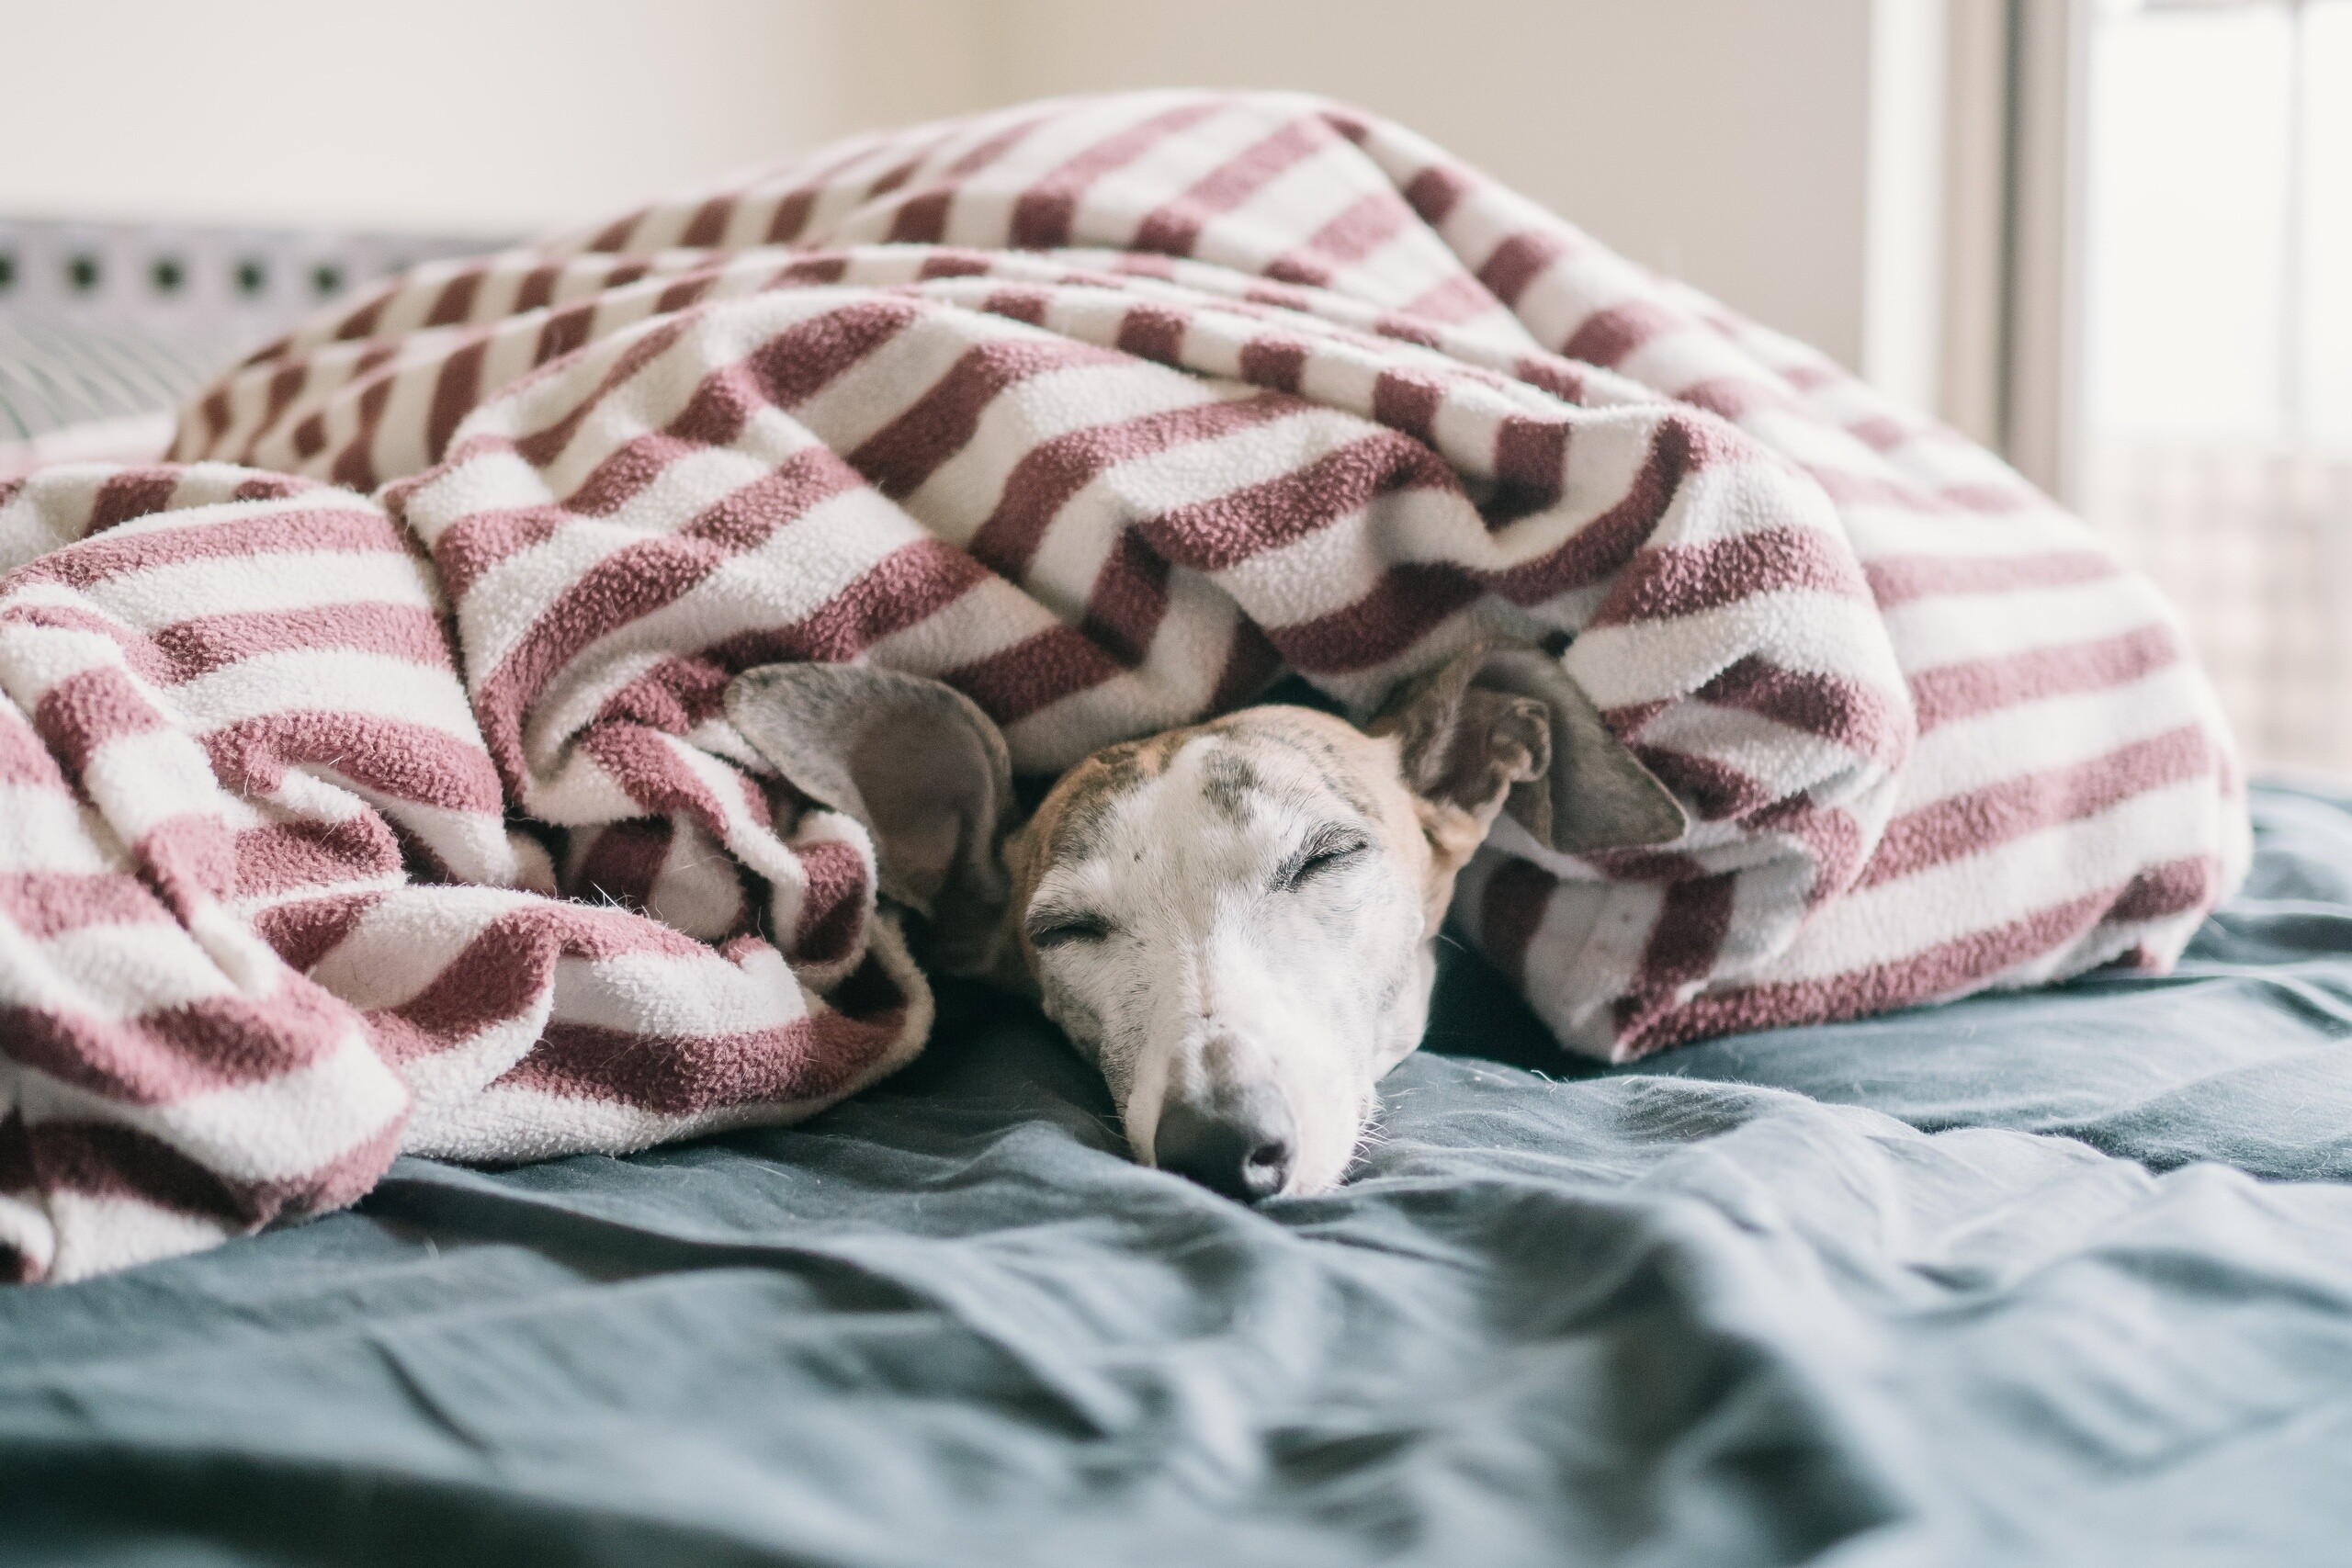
<box><xmin>1</xmin><ymin>92</ymin><xmax>2247</xmax><ymax>1282</ymax></box>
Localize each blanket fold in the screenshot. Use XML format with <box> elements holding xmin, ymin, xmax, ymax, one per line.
<box><xmin>0</xmin><ymin>91</ymin><xmax>2246</xmax><ymax>1282</ymax></box>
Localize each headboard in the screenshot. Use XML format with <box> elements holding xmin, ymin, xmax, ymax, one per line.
<box><xmin>0</xmin><ymin>218</ymin><xmax>495</xmax><ymax>441</ymax></box>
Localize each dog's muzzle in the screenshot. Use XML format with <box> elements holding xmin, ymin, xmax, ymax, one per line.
<box><xmin>1154</xmin><ymin>1084</ymin><xmax>1295</xmax><ymax>1202</ymax></box>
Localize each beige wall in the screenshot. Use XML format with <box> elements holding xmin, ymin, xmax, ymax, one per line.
<box><xmin>0</xmin><ymin>0</ymin><xmax>1943</xmax><ymax>402</ymax></box>
<box><xmin>981</xmin><ymin>0</ymin><xmax>1885</xmax><ymax>377</ymax></box>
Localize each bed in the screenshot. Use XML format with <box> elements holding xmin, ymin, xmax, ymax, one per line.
<box><xmin>0</xmin><ymin>776</ymin><xmax>2346</xmax><ymax>1564</ymax></box>
<box><xmin>6</xmin><ymin>214</ymin><xmax>2350</xmax><ymax>1567</ymax></box>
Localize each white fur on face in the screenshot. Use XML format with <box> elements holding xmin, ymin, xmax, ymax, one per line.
<box><xmin>1022</xmin><ymin>730</ymin><xmax>1437</xmax><ymax>1194</ymax></box>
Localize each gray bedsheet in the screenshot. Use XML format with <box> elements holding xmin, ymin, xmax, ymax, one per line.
<box><xmin>6</xmin><ymin>784</ymin><xmax>2352</xmax><ymax>1567</ymax></box>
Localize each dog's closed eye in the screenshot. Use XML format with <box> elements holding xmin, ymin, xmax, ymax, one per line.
<box><xmin>1273</xmin><ymin>826</ymin><xmax>1370</xmax><ymax>892</ymax></box>
<box><xmin>1027</xmin><ymin>908</ymin><xmax>1114</xmax><ymax>948</ymax></box>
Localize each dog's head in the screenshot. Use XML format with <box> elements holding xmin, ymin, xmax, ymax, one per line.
<box><xmin>729</xmin><ymin>643</ymin><xmax>1685</xmax><ymax>1201</ymax></box>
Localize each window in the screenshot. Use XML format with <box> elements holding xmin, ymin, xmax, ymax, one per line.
<box><xmin>2080</xmin><ymin>0</ymin><xmax>2352</xmax><ymax>770</ymax></box>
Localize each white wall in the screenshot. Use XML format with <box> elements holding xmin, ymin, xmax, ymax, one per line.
<box><xmin>1864</xmin><ymin>0</ymin><xmax>1950</xmax><ymax>415</ymax></box>
<box><xmin>0</xmin><ymin>0</ymin><xmax>992</xmax><ymax>236</ymax></box>
<box><xmin>0</xmin><ymin>0</ymin><xmax>1944</xmax><ymax>402</ymax></box>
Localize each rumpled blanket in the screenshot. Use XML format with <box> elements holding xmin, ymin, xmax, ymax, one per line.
<box><xmin>1</xmin><ymin>91</ymin><xmax>2247</xmax><ymax>1283</ymax></box>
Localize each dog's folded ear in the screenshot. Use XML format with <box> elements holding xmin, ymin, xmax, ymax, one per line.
<box><xmin>725</xmin><ymin>663</ymin><xmax>1016</xmax><ymax>948</ymax></box>
<box><xmin>1372</xmin><ymin>640</ymin><xmax>1688</xmax><ymax>856</ymax></box>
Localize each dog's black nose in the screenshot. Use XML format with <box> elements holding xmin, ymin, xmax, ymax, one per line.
<box><xmin>1154</xmin><ymin>1089</ymin><xmax>1295</xmax><ymax>1202</ymax></box>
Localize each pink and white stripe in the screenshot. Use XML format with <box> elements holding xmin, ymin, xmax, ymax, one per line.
<box><xmin>3</xmin><ymin>92</ymin><xmax>2242</xmax><ymax>1281</ymax></box>
<box><xmin>0</xmin><ymin>463</ymin><xmax>917</xmax><ymax>1282</ymax></box>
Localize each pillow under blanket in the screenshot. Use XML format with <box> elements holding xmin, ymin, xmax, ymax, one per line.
<box><xmin>0</xmin><ymin>92</ymin><xmax>2245</xmax><ymax>1280</ymax></box>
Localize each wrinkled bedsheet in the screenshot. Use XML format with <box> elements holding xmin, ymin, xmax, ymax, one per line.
<box><xmin>5</xmin><ymin>779</ymin><xmax>2351</xmax><ymax>1567</ymax></box>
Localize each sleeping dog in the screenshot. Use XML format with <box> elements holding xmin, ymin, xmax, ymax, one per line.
<box><xmin>727</xmin><ymin>644</ymin><xmax>1686</xmax><ymax>1201</ymax></box>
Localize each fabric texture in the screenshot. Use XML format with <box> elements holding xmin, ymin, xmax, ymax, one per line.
<box><xmin>4</xmin><ymin>779</ymin><xmax>2351</xmax><ymax>1568</ymax></box>
<box><xmin>1</xmin><ymin>92</ymin><xmax>2247</xmax><ymax>1282</ymax></box>
<box><xmin>0</xmin><ymin>462</ymin><xmax>929</xmax><ymax>1286</ymax></box>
